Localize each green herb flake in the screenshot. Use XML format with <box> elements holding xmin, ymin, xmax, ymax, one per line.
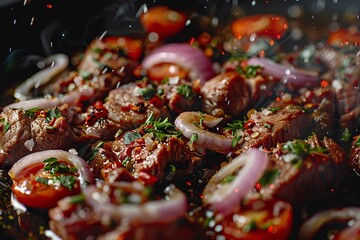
<box><xmin>282</xmin><ymin>139</ymin><xmax>327</xmax><ymax>161</ymax></box>
<box><xmin>0</xmin><ymin>118</ymin><xmax>10</xmax><ymax>133</ymax></box>
<box><xmin>114</xmin><ymin>129</ymin><xmax>124</xmax><ymax>139</ymax></box>
<box><xmin>189</xmin><ymin>133</ymin><xmax>198</xmax><ymax>144</ymax></box>
<box><xmin>231</xmin><ymin>135</ymin><xmax>242</xmax><ymax>148</ymax></box>
<box><xmin>355</xmin><ymin>136</ymin><xmax>360</xmax><ymax>147</ymax></box>
<box><xmin>36</xmin><ymin>175</ymin><xmax>77</xmax><ymax>191</ymax></box>
<box><xmin>122</xmin><ymin>156</ymin><xmax>131</xmax><ymax>168</ymax></box>
<box><xmin>124</xmin><ymin>131</ymin><xmax>141</xmax><ymax>145</ymax></box>
<box><xmin>140</xmin><ymin>87</ymin><xmax>157</xmax><ymax>100</ymax></box>
<box><xmin>43</xmin><ymin>157</ymin><xmax>77</xmax><ymax>175</ymax></box>
<box><xmin>341</xmin><ymin>128</ymin><xmax>352</xmax><ymax>142</ymax></box>
<box><xmin>24</xmin><ymin>107</ymin><xmax>42</xmax><ymax>118</ymax></box>
<box><xmin>88</xmin><ymin>141</ymin><xmax>104</xmax><ymax>161</ymax></box>
<box><xmin>142</xmin><ymin>113</ymin><xmax>181</xmax><ymax>141</ymax></box>
<box><xmin>243</xmin><ymin>220</ymin><xmax>258</xmax><ymax>232</ymax></box>
<box><xmin>258</xmin><ymin>169</ymin><xmax>279</xmax><ymax>187</ymax></box>
<box><xmin>222</xmin><ymin>175</ymin><xmax>235</xmax><ymax>184</ymax></box>
<box><xmin>245</xmin><ymin>65</ymin><xmax>262</xmax><ymax>78</ymax></box>
<box><xmin>68</xmin><ymin>194</ymin><xmax>85</xmax><ymax>204</ymax></box>
<box><xmin>177</xmin><ymin>84</ymin><xmax>194</xmax><ymax>99</ymax></box>
<box><xmin>266</xmin><ymin>107</ymin><xmax>280</xmax><ymax>113</ymax></box>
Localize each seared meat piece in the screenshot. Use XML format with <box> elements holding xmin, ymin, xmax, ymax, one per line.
<box><xmin>201</xmin><ymin>71</ymin><xmax>250</xmax><ymax>119</ymax></box>
<box><xmin>349</xmin><ymin>135</ymin><xmax>360</xmax><ymax>171</ymax></box>
<box><xmin>49</xmin><ymin>195</ymin><xmax>110</xmax><ymax>240</ymax></box>
<box><xmin>43</xmin><ymin>37</ymin><xmax>138</xmax><ymax>103</ymax></box>
<box><xmin>336</xmin><ymin>78</ymin><xmax>360</xmax><ymax>131</ymax></box>
<box><xmin>0</xmin><ymin>104</ymin><xmax>82</xmax><ymax>166</ymax></box>
<box><xmin>237</xmin><ymin>106</ymin><xmax>312</xmax><ymax>152</ymax></box>
<box><xmin>104</xmin><ymin>80</ymin><xmax>169</xmax><ymax>131</ymax></box>
<box><xmin>157</xmin><ymin>78</ymin><xmax>198</xmax><ymax>114</ymax></box>
<box><xmin>247</xmin><ymin>134</ymin><xmax>347</xmax><ymax>205</ymax></box>
<box><xmin>88</xmin><ymin>116</ymin><xmax>204</xmax><ymax>182</ymax></box>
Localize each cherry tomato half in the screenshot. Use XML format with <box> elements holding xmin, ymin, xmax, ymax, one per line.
<box><xmin>231</xmin><ymin>14</ymin><xmax>288</xmax><ymax>39</ymax></box>
<box><xmin>220</xmin><ymin>199</ymin><xmax>293</xmax><ymax>240</ymax></box>
<box><xmin>12</xmin><ymin>161</ymin><xmax>81</xmax><ymax>208</ymax></box>
<box><xmin>103</xmin><ymin>36</ymin><xmax>143</xmax><ymax>61</ymax></box>
<box><xmin>140</xmin><ymin>6</ymin><xmax>187</xmax><ymax>39</ymax></box>
<box><xmin>147</xmin><ymin>62</ymin><xmax>189</xmax><ymax>83</ymax></box>
<box><xmin>327</xmin><ymin>28</ymin><xmax>360</xmax><ymax>47</ymax></box>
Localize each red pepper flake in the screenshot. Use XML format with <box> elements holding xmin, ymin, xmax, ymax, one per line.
<box><xmin>244</xmin><ymin>119</ymin><xmax>256</xmax><ymax>129</ymax></box>
<box><xmin>149</xmin><ymin>95</ymin><xmax>163</xmax><ymax>107</ymax></box>
<box><xmin>137</xmin><ymin>172</ymin><xmax>158</xmax><ymax>185</ymax></box>
<box><xmin>85</xmin><ymin>101</ymin><xmax>108</xmax><ymax>126</ymax></box>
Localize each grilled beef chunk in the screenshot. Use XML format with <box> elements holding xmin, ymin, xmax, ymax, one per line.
<box><xmin>43</xmin><ymin>37</ymin><xmax>137</xmax><ymax>103</ymax></box>
<box><xmin>237</xmin><ymin>106</ymin><xmax>312</xmax><ymax>152</ymax></box>
<box><xmin>0</xmin><ymin>105</ymin><xmax>82</xmax><ymax>166</ymax></box>
<box><xmin>201</xmin><ymin>71</ymin><xmax>251</xmax><ymax>119</ymax></box>
<box><xmin>104</xmin><ymin>80</ymin><xmax>170</xmax><ymax>131</ymax></box>
<box><xmin>247</xmin><ymin>134</ymin><xmax>347</xmax><ymax>205</ymax></box>
<box><xmin>349</xmin><ymin>135</ymin><xmax>360</xmax><ymax>171</ymax></box>
<box><xmin>157</xmin><ymin>78</ymin><xmax>198</xmax><ymax>114</ymax></box>
<box><xmin>88</xmin><ymin>117</ymin><xmax>204</xmax><ymax>182</ymax></box>
<box><xmin>49</xmin><ymin>196</ymin><xmax>108</xmax><ymax>240</ymax></box>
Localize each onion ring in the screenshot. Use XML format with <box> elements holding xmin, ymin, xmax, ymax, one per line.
<box><xmin>83</xmin><ymin>183</ymin><xmax>187</xmax><ymax>224</ymax></box>
<box><xmin>299</xmin><ymin>207</ymin><xmax>360</xmax><ymax>240</ymax></box>
<box><xmin>247</xmin><ymin>57</ymin><xmax>319</xmax><ymax>89</ymax></box>
<box><xmin>141</xmin><ymin>43</ymin><xmax>216</xmax><ymax>84</ymax></box>
<box><xmin>8</xmin><ymin>149</ymin><xmax>95</xmax><ymax>187</ymax></box>
<box><xmin>14</xmin><ymin>54</ymin><xmax>69</xmax><ymax>101</ymax></box>
<box><xmin>174</xmin><ymin>111</ymin><xmax>232</xmax><ymax>154</ymax></box>
<box><xmin>4</xmin><ymin>87</ymin><xmax>94</xmax><ymax>110</ymax></box>
<box><xmin>202</xmin><ymin>148</ymin><xmax>268</xmax><ymax>216</ymax></box>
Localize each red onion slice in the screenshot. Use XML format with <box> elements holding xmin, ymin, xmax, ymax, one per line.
<box><xmin>174</xmin><ymin>111</ymin><xmax>232</xmax><ymax>154</ymax></box>
<box><xmin>299</xmin><ymin>207</ymin><xmax>360</xmax><ymax>240</ymax></box>
<box><xmin>83</xmin><ymin>183</ymin><xmax>187</xmax><ymax>224</ymax></box>
<box><xmin>247</xmin><ymin>57</ymin><xmax>319</xmax><ymax>89</ymax></box>
<box><xmin>14</xmin><ymin>54</ymin><xmax>69</xmax><ymax>101</ymax></box>
<box><xmin>8</xmin><ymin>149</ymin><xmax>95</xmax><ymax>187</ymax></box>
<box><xmin>202</xmin><ymin>148</ymin><xmax>268</xmax><ymax>216</ymax></box>
<box><xmin>141</xmin><ymin>43</ymin><xmax>216</xmax><ymax>84</ymax></box>
<box><xmin>4</xmin><ymin>87</ymin><xmax>94</xmax><ymax>110</ymax></box>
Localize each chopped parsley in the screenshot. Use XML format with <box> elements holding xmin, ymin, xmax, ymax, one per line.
<box><xmin>36</xmin><ymin>157</ymin><xmax>78</xmax><ymax>190</ymax></box>
<box><xmin>237</xmin><ymin>65</ymin><xmax>262</xmax><ymax>78</ymax></box>
<box><xmin>24</xmin><ymin>107</ymin><xmax>42</xmax><ymax>118</ymax></box>
<box><xmin>282</xmin><ymin>139</ymin><xmax>327</xmax><ymax>162</ymax></box>
<box><xmin>36</xmin><ymin>175</ymin><xmax>77</xmax><ymax>190</ymax></box>
<box><xmin>258</xmin><ymin>169</ymin><xmax>279</xmax><ymax>187</ymax></box>
<box><xmin>221</xmin><ymin>175</ymin><xmax>235</xmax><ymax>184</ymax></box>
<box><xmin>341</xmin><ymin>128</ymin><xmax>352</xmax><ymax>142</ymax></box>
<box><xmin>355</xmin><ymin>136</ymin><xmax>360</xmax><ymax>147</ymax></box>
<box><xmin>0</xmin><ymin>118</ymin><xmax>10</xmax><ymax>133</ymax></box>
<box><xmin>224</xmin><ymin>119</ymin><xmax>245</xmax><ymax>147</ymax></box>
<box><xmin>45</xmin><ymin>107</ymin><xmax>61</xmax><ymax>122</ymax></box>
<box><xmin>140</xmin><ymin>87</ymin><xmax>157</xmax><ymax>100</ymax></box>
<box><xmin>43</xmin><ymin>157</ymin><xmax>77</xmax><ymax>175</ymax></box>
<box><xmin>122</xmin><ymin>156</ymin><xmax>132</xmax><ymax>168</ymax></box>
<box><xmin>189</xmin><ymin>133</ymin><xmax>198</xmax><ymax>143</ymax></box>
<box><xmin>124</xmin><ymin>131</ymin><xmax>141</xmax><ymax>144</ymax></box>
<box><xmin>177</xmin><ymin>84</ymin><xmax>194</xmax><ymax>99</ymax></box>
<box><xmin>88</xmin><ymin>141</ymin><xmax>104</xmax><ymax>161</ymax></box>
<box><xmin>142</xmin><ymin>113</ymin><xmax>181</xmax><ymax>141</ymax></box>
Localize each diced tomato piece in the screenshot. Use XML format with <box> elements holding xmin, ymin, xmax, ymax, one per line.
<box><xmin>231</xmin><ymin>14</ymin><xmax>288</xmax><ymax>39</ymax></box>
<box><xmin>140</xmin><ymin>6</ymin><xmax>188</xmax><ymax>39</ymax></box>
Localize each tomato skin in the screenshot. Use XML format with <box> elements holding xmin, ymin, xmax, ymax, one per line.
<box><xmin>147</xmin><ymin>63</ymin><xmax>188</xmax><ymax>83</ymax></box>
<box><xmin>103</xmin><ymin>36</ymin><xmax>143</xmax><ymax>61</ymax></box>
<box><xmin>140</xmin><ymin>6</ymin><xmax>187</xmax><ymax>39</ymax></box>
<box><xmin>231</xmin><ymin>14</ymin><xmax>288</xmax><ymax>39</ymax></box>
<box><xmin>327</xmin><ymin>28</ymin><xmax>360</xmax><ymax>47</ymax></box>
<box><xmin>220</xmin><ymin>199</ymin><xmax>293</xmax><ymax>240</ymax></box>
<box><xmin>12</xmin><ymin>163</ymin><xmax>80</xmax><ymax>209</ymax></box>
